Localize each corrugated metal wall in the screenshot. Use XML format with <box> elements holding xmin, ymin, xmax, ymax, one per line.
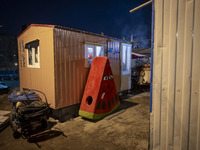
<box><xmin>150</xmin><ymin>0</ymin><xmax>200</xmax><ymax>149</ymax></box>
<box><xmin>54</xmin><ymin>29</ymin><xmax>121</xmax><ymax>109</ymax></box>
<box><xmin>107</xmin><ymin>40</ymin><xmax>120</xmax><ymax>91</ymax></box>
<box><xmin>17</xmin><ymin>26</ymin><xmax>55</xmax><ymax>108</ymax></box>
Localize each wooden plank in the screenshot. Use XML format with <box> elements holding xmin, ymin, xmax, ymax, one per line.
<box><xmin>0</xmin><ymin>111</ymin><xmax>10</xmax><ymax>130</ymax></box>
<box><xmin>130</xmin><ymin>0</ymin><xmax>152</xmax><ymax>13</ymax></box>
<box><xmin>0</xmin><ymin>110</ymin><xmax>10</xmax><ymax>116</ymax></box>
<box><xmin>0</xmin><ymin>116</ymin><xmax>9</xmax><ymax>130</ymax></box>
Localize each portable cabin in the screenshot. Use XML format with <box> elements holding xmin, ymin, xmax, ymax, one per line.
<box><xmin>17</xmin><ymin>24</ymin><xmax>132</xmax><ymax>109</ymax></box>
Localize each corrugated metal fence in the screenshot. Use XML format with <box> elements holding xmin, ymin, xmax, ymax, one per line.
<box><xmin>151</xmin><ymin>0</ymin><xmax>200</xmax><ymax>149</ymax></box>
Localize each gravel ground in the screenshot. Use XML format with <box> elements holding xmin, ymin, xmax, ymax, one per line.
<box><xmin>0</xmin><ymin>92</ymin><xmax>150</xmax><ymax>150</ymax></box>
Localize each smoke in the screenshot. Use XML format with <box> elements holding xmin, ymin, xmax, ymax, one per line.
<box><xmin>121</xmin><ymin>24</ymin><xmax>150</xmax><ymax>48</ymax></box>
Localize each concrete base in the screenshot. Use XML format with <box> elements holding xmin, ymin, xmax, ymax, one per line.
<box><xmin>51</xmin><ymin>104</ymin><xmax>80</xmax><ymax>122</ymax></box>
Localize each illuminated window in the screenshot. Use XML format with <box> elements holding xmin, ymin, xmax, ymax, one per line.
<box><xmin>121</xmin><ymin>43</ymin><xmax>131</xmax><ymax>74</ymax></box>
<box><xmin>85</xmin><ymin>44</ymin><xmax>104</xmax><ymax>67</ymax></box>
<box><xmin>25</xmin><ymin>40</ymin><xmax>40</xmax><ymax>68</ymax></box>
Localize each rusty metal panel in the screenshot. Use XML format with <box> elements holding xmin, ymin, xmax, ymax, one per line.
<box><xmin>53</xmin><ymin>29</ymin><xmax>121</xmax><ymax>109</ymax></box>
<box><xmin>151</xmin><ymin>0</ymin><xmax>200</xmax><ymax>150</ymax></box>
<box><xmin>17</xmin><ymin>26</ymin><xmax>55</xmax><ymax>108</ymax></box>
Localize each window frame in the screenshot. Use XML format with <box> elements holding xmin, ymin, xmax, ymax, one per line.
<box><xmin>25</xmin><ymin>40</ymin><xmax>40</xmax><ymax>68</ymax></box>
<box><xmin>85</xmin><ymin>43</ymin><xmax>104</xmax><ymax>68</ymax></box>
<box><xmin>121</xmin><ymin>43</ymin><xmax>132</xmax><ymax>75</ymax></box>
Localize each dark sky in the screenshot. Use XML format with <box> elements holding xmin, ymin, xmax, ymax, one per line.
<box><xmin>0</xmin><ymin>0</ymin><xmax>151</xmax><ymax>43</ymax></box>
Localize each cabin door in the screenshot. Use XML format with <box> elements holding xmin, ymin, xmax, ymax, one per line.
<box><xmin>120</xmin><ymin>43</ymin><xmax>132</xmax><ymax>91</ymax></box>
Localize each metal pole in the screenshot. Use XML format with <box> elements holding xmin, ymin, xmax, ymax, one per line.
<box><xmin>129</xmin><ymin>0</ymin><xmax>152</xmax><ymax>13</ymax></box>
<box><xmin>150</xmin><ymin>0</ymin><xmax>154</xmax><ymax>113</ymax></box>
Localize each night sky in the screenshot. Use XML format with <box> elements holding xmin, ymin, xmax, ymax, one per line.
<box><xmin>0</xmin><ymin>0</ymin><xmax>151</xmax><ymax>44</ymax></box>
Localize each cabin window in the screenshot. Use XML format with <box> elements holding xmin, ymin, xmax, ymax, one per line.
<box><xmin>85</xmin><ymin>44</ymin><xmax>104</xmax><ymax>67</ymax></box>
<box><xmin>25</xmin><ymin>40</ymin><xmax>40</xmax><ymax>68</ymax></box>
<box><xmin>121</xmin><ymin>43</ymin><xmax>131</xmax><ymax>74</ymax></box>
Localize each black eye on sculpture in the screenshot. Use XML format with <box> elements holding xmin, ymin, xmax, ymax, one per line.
<box><xmin>103</xmin><ymin>76</ymin><xmax>108</xmax><ymax>80</ymax></box>
<box><xmin>109</xmin><ymin>74</ymin><xmax>113</xmax><ymax>79</ymax></box>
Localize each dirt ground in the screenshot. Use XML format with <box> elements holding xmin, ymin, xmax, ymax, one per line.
<box><xmin>0</xmin><ymin>92</ymin><xmax>150</xmax><ymax>150</ymax></box>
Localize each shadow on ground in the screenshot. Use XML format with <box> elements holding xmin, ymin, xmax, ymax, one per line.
<box><xmin>27</xmin><ymin>129</ymin><xmax>67</xmax><ymax>148</ymax></box>
<box><xmin>118</xmin><ymin>100</ymin><xmax>138</xmax><ymax>111</ymax></box>
<box><xmin>81</xmin><ymin>97</ymin><xmax>138</xmax><ymax>122</ymax></box>
<box><xmin>22</xmin><ymin>120</ymin><xmax>67</xmax><ymax>148</ymax></box>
